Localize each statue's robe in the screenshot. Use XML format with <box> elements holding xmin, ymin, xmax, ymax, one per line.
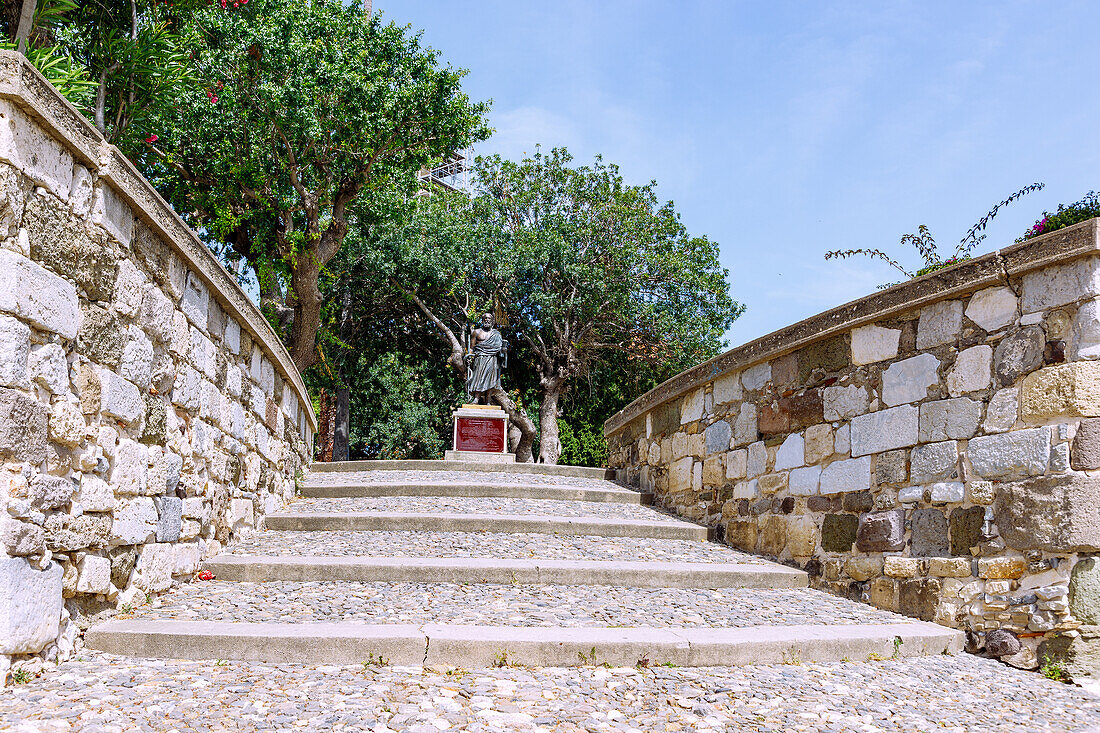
<box><xmin>467</xmin><ymin>329</ymin><xmax>503</xmax><ymax>393</ymax></box>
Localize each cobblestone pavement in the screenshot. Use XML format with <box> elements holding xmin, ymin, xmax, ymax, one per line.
<box><xmin>284</xmin><ymin>497</ymin><xmax>682</xmax><ymax>522</ymax></box>
<box><xmin>224</xmin><ymin>530</ymin><xmax>769</xmax><ymax>564</ymax></box>
<box><xmin>129</xmin><ymin>582</ymin><xmax>903</xmax><ymax>627</ymax></box>
<box><xmin>4</xmin><ymin>651</ymin><xmax>1098</xmax><ymax>732</ymax></box>
<box><xmin>305</xmin><ymin>470</ymin><xmax>623</xmax><ymax>490</ymax></box>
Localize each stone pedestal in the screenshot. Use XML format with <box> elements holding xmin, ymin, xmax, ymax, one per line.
<box><xmin>445</xmin><ymin>405</ymin><xmax>515</xmax><ymax>463</ymax></box>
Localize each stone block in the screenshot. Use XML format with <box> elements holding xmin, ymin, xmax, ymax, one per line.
<box><xmin>821</xmin><ymin>514</ymin><xmax>858</xmax><ymax>552</ymax></box>
<box><xmin>725</xmin><ymin>449</ymin><xmax>747</xmax><ymax>480</ymax></box>
<box><xmin>111</xmin><ymin>439</ymin><xmax>148</xmax><ymax>496</ymax></box>
<box><xmin>850</xmin><ymin>405</ymin><xmax>918</xmax><ymax>456</ymax></box>
<box><xmin>851</xmin><ymin>324</ymin><xmax>900</xmax><ymax>365</ymax></box>
<box><xmin>180</xmin><ymin>270</ymin><xmax>209</xmax><ymax>331</ymax></box>
<box><xmin>899</xmin><ymin>577</ymin><xmax>942</xmax><ymax>621</ymax></box>
<box><xmin>79</xmin><ymin>304</ymin><xmax>125</xmax><ymax>368</ymax></box>
<box><xmin>114</xmin><ymin>259</ymin><xmax>145</xmax><ymax>317</ymax></box>
<box><xmin>856</xmin><ymin>509</ymin><xmax>905</xmax><ymax>552</ymax></box>
<box><xmin>787</xmin><ymin>516</ymin><xmax>816</xmax><ymax>557</ymax></box>
<box><xmin>224</xmin><ymin>318</ymin><xmax>241</xmax><ymax>355</ymax></box>
<box><xmin>966</xmin><ymin>286</ymin><xmax>1017</xmax><ymax>332</ymax></box>
<box><xmin>874</xmin><ymin>449</ymin><xmax>908</xmax><ymax>486</ymax></box>
<box><xmin>808</xmin><ymin>495</ymin><xmax>840</xmax><ymax>512</ymax></box>
<box><xmin>75</xmin><ymin>554</ymin><xmax>111</xmax><ymax>595</ymax></box>
<box><xmin>741</xmin><ymin>363</ymin><xmax>771</xmax><ymax>391</ymax></box>
<box><xmin>118</xmin><ymin>327</ymin><xmax>154</xmax><ymax>390</ymax></box>
<box><xmin>994</xmin><ymin>326</ymin><xmax>1044</xmax><ymax>387</ymax></box>
<box><xmin>0</xmin><ymin>162</ymin><xmax>25</xmax><ymax>239</ymax></box>
<box><xmin>771</xmin><ymin>353</ymin><xmax>798</xmax><ymax>387</ymax></box>
<box><xmin>993</xmin><ymin>473</ymin><xmax>1100</xmax><ymax>552</ymax></box>
<box><xmin>154</xmin><ymin>496</ymin><xmax>183</xmax><ymax>542</ymax></box>
<box><xmin>0</xmin><ymin>556</ymin><xmax>62</xmax><ymax>654</ymax></box>
<box><xmin>911</xmin><ymin>508</ymin><xmax>949</xmax><ymax>557</ymax></box>
<box><xmin>869</xmin><ymin>577</ymin><xmax>899</xmax><ymax>612</ymax></box>
<box><xmin>884</xmin><ymin>556</ymin><xmax>921</xmax><ymax>578</ymax></box>
<box><xmin>845</xmin><ymin>557</ymin><xmax>882</xmax><ymax>581</ymax></box>
<box><xmin>1070</xmin><ymin>558</ymin><xmax>1100</xmax><ymax>625</ymax></box>
<box><xmin>917</xmin><ymin>300</ymin><xmax>963</xmax><ymax>349</ymax></box>
<box><xmin>759</xmin><ymin>515</ymin><xmax>786</xmax><ymax>555</ymax></box>
<box><xmin>680</xmin><ymin>388</ymin><xmax>704</xmax><ymax>424</ymax></box>
<box><xmin>135</xmin><ymin>543</ymin><xmax>175</xmax><ymax>592</ymax></box>
<box><xmin>918</xmin><ymin>398</ymin><xmax>981</xmax><ymax>442</ymax></box>
<box><xmin>1020</xmin><ymin>255</ymin><xmax>1100</xmax><ymax>312</ymax></box>
<box><xmin>77</xmin><ymin>473</ymin><xmax>115</xmax><ymax>512</ymax></box>
<box><xmin>797</xmin><ymin>334</ymin><xmax>848</xmax><ymax>382</ymax></box>
<box><xmin>732</xmin><ymin>479</ymin><xmax>758</xmax><ymax>499</ymax></box>
<box><xmin>757</xmin><ymin>401</ymin><xmax>789</xmax><ymax>437</ymax></box>
<box><xmin>910</xmin><ymin>441</ymin><xmax>958</xmax><ymax>483</ymax></box>
<box><xmin>983</xmin><ymin>388</ymin><xmax>1018</xmax><ymax>434</ymax></box>
<box><xmin>1020</xmin><ymin>362</ymin><xmax>1100</xmax><ymax>419</ymax></box>
<box><xmin>804</xmin><ymin>424</ymin><xmax>833</xmax><ymax>463</ymax></box>
<box><xmin>898</xmin><ymin>485</ymin><xmax>923</xmax><ymax>503</ymax></box>
<box><xmin>29</xmin><ymin>342</ymin><xmax>67</xmax><ymax>394</ymax></box>
<box><xmin>928</xmin><ymin>557</ymin><xmax>971</xmax><ymax>578</ymax></box>
<box><xmin>968</xmin><ymin>427</ymin><xmax>1051</xmax><ymax>480</ymax></box>
<box><xmin>774</xmin><ymin>433</ymin><xmax>804</xmax><ymax>470</ymax></box>
<box><xmin>25</xmin><ymin>193</ymin><xmax>118</xmax><ymax>302</ymax></box>
<box><xmin>733</xmin><ymin>403</ymin><xmax>757</xmax><ymax>446</ymax></box>
<box><xmin>820</xmin><ymin>456</ymin><xmax>871</xmax><ymax>495</ymax></box>
<box><xmin>949</xmin><ymin>506</ymin><xmax>984</xmax><ymax>556</ymax></box>
<box><xmin>883</xmin><ymin>353</ymin><xmax>940</xmax><ymax>406</ymax></box>
<box><xmin>1072</xmin><ymin>418</ymin><xmax>1100</xmax><ymax>470</ymax></box>
<box><xmin>758</xmin><ymin>472</ymin><xmax>787</xmax><ymax>494</ymax></box>
<box><xmin>1</xmin><ymin>516</ymin><xmax>44</xmax><ymax>556</ymax></box>
<box><xmin>48</xmin><ymin>399</ymin><xmax>84</xmax><ymax>447</ymax></box>
<box><xmin>96</xmin><ymin>367</ymin><xmax>142</xmax><ymax>424</ymax></box>
<box><xmin>788</xmin><ymin>465</ymin><xmax>821</xmax><ymax>495</ymax></box>
<box><xmin>786</xmin><ymin>391</ymin><xmax>823</xmax><ymax>429</ymax></box>
<box><xmin>0</xmin><ymin>99</ymin><xmax>72</xmax><ymax>198</ymax></box>
<box><xmin>110</xmin><ymin>497</ymin><xmax>157</xmax><ymax>545</ymax></box>
<box><xmin>0</xmin><ymin>387</ymin><xmax>46</xmax><ymax>462</ymax></box>
<box><xmin>947</xmin><ymin>344</ymin><xmax>992</xmax><ymax>396</ymax></box>
<box><xmin>45</xmin><ymin>512</ymin><xmax>110</xmax><ymax>552</ymax></box>
<box><xmin>0</xmin><ymin>313</ymin><xmax>29</xmax><ymax>388</ymax></box>
<box><xmin>669</xmin><ymin>456</ymin><xmax>694</xmax><ymax>493</ymax></box>
<box><xmin>704</xmin><ymin>420</ymin><xmax>731</xmax><ymax>454</ymax></box>
<box><xmin>967</xmin><ymin>480</ymin><xmax>995</xmax><ymax>505</ymax></box>
<box><xmin>1071</xmin><ymin>298</ymin><xmax>1100</xmax><ymax>362</ymax></box>
<box><xmin>725</xmin><ymin>520</ymin><xmax>757</xmax><ymax>551</ymax></box>
<box><xmin>842</xmin><ymin>490</ymin><xmax>874</xmax><ymax>513</ymax></box>
<box><xmin>929</xmin><ymin>482</ymin><xmax>964</xmax><ymax>503</ymax></box>
<box><xmin>712</xmin><ymin>372</ymin><xmax>741</xmax><ymax>405</ymax></box>
<box><xmin>747</xmin><ymin>441</ymin><xmax>767</xmax><ymax>478</ymax></box>
<box><xmin>977</xmin><ymin>558</ymin><xmax>1027</xmax><ymax>580</ymax></box>
<box><xmin>30</xmin><ymin>474</ymin><xmax>73</xmax><ymax>511</ymax></box>
<box><xmin>0</xmin><ymin>248</ymin><xmax>80</xmax><ymax>339</ymax></box>
<box><xmin>823</xmin><ymin>383</ymin><xmax>869</xmax><ymax>421</ymax></box>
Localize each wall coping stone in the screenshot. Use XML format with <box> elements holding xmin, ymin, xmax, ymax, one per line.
<box><xmin>604</xmin><ymin>217</ymin><xmax>1100</xmax><ymax>437</ymax></box>
<box><xmin>0</xmin><ymin>51</ymin><xmax>316</xmax><ymax>433</ymax></box>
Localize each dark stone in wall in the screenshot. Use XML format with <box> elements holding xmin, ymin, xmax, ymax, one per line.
<box><xmin>899</xmin><ymin>577</ymin><xmax>942</xmax><ymax>621</ymax></box>
<box><xmin>993</xmin><ymin>326</ymin><xmax>1044</xmax><ymax>387</ymax></box>
<box><xmin>1072</xmin><ymin>418</ymin><xmax>1100</xmax><ymax>470</ymax></box>
<box><xmin>949</xmin><ymin>505</ymin><xmax>985</xmax><ymax>556</ymax></box>
<box><xmin>875</xmin><ymin>449</ymin><xmax>909</xmax><ymax>486</ymax></box>
<box><xmin>856</xmin><ymin>510</ymin><xmax>905</xmax><ymax>552</ymax></box>
<box><xmin>78</xmin><ymin>304</ymin><xmax>124</xmax><ymax>368</ymax></box>
<box><xmin>822</xmin><ymin>513</ymin><xmax>858</xmax><ymax>552</ymax></box>
<box><xmin>771</xmin><ymin>352</ymin><xmax>798</xmax><ymax>388</ymax></box>
<box><xmin>758</xmin><ymin>401</ymin><xmax>789</xmax><ymax>437</ymax></box>
<box><xmin>25</xmin><ymin>192</ymin><xmax>118</xmax><ymax>302</ymax></box>
<box><xmin>797</xmin><ymin>334</ymin><xmax>849</xmax><ymax>383</ymax></box>
<box><xmin>842</xmin><ymin>490</ymin><xmax>874</xmax><ymax>513</ymax></box>
<box><xmin>911</xmin><ymin>508</ymin><xmax>949</xmax><ymax>557</ymax></box>
<box><xmin>141</xmin><ymin>396</ymin><xmax>167</xmax><ymax>445</ymax></box>
<box><xmin>651</xmin><ymin>399</ymin><xmax>681</xmax><ymax>437</ymax></box>
<box><xmin>0</xmin><ymin>387</ymin><xmax>47</xmax><ymax>463</ymax></box>
<box><xmin>725</xmin><ymin>520</ymin><xmax>758</xmax><ymax>551</ymax></box>
<box><xmin>993</xmin><ymin>474</ymin><xmax>1100</xmax><ymax>552</ymax></box>
<box><xmin>109</xmin><ymin>545</ymin><xmax>138</xmax><ymax>588</ymax></box>
<box><xmin>985</xmin><ymin>629</ymin><xmax>1021</xmax><ymax>657</ymax></box>
<box><xmin>780</xmin><ymin>496</ymin><xmax>795</xmax><ymax>514</ymax></box>
<box><xmin>807</xmin><ymin>495</ymin><xmax>840</xmax><ymax>512</ymax></box>
<box><xmin>787</xmin><ymin>390</ymin><xmax>823</xmax><ymax>429</ymax></box>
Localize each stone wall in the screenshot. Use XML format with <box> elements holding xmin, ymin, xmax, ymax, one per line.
<box><xmin>0</xmin><ymin>54</ymin><xmax>316</xmax><ymax>679</ymax></box>
<box><xmin>605</xmin><ymin>217</ymin><xmax>1100</xmax><ymax>678</ymax></box>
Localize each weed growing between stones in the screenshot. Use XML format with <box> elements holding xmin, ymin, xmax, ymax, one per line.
<box><xmin>10</xmin><ymin>669</ymin><xmax>32</xmax><ymax>685</ymax></box>
<box><xmin>1040</xmin><ymin>656</ymin><xmax>1072</xmax><ymax>684</ymax></box>
<box><xmin>362</xmin><ymin>653</ymin><xmax>389</xmax><ymax>668</ymax></box>
<box><xmin>781</xmin><ymin>648</ymin><xmax>803</xmax><ymax>665</ymax></box>
<box><xmin>492</xmin><ymin>650</ymin><xmax>517</xmax><ymax>668</ymax></box>
<box><xmin>893</xmin><ymin>635</ymin><xmax>903</xmax><ymax>659</ymax></box>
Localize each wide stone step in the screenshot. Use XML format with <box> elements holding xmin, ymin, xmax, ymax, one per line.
<box><xmin>312</xmin><ymin>459</ymin><xmax>612</xmax><ymax>480</ymax></box>
<box><xmin>203</xmin><ymin>555</ymin><xmax>807</xmax><ymax>588</ymax></box>
<box><xmin>301</xmin><ymin>481</ymin><xmax>650</xmax><ymax>504</ymax></box>
<box><xmin>263</xmin><ymin>511</ymin><xmax>710</xmax><ymax>540</ymax></box>
<box><xmin>85</xmin><ymin>619</ymin><xmax>963</xmax><ymax>667</ymax></box>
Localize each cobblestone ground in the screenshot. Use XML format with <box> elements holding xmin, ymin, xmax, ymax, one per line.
<box><xmin>223</xmin><ymin>531</ymin><xmax>769</xmax><ymax>563</ymax></box>
<box><xmin>305</xmin><ymin>471</ymin><xmax>623</xmax><ymax>489</ymax></box>
<box><xmin>3</xmin><ymin>651</ymin><xmax>1098</xmax><ymax>732</ymax></box>
<box><xmin>129</xmin><ymin>583</ymin><xmax>903</xmax><ymax>627</ymax></box>
<box><xmin>285</xmin><ymin>497</ymin><xmax>683</xmax><ymax>522</ymax></box>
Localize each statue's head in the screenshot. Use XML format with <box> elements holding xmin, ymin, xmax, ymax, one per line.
<box><xmin>480</xmin><ymin>313</ymin><xmax>494</xmax><ymax>329</ymax></box>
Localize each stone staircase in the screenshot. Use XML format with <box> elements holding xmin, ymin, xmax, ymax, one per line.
<box><xmin>85</xmin><ymin>461</ymin><xmax>961</xmax><ymax>667</ymax></box>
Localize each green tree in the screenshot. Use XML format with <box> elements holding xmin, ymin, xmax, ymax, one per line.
<box><xmin>144</xmin><ymin>0</ymin><xmax>490</xmax><ymax>370</ymax></box>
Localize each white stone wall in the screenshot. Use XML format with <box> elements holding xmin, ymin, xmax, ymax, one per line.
<box><xmin>0</xmin><ymin>89</ymin><xmax>313</xmax><ymax>679</ymax></box>
<box><xmin>608</xmin><ymin>230</ymin><xmax>1100</xmax><ymax>675</ymax></box>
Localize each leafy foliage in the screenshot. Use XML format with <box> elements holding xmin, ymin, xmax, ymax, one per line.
<box><xmin>347</xmin><ymin>353</ymin><xmax>449</xmax><ymax>460</ymax></box>
<box><xmin>1020</xmin><ymin>191</ymin><xmax>1100</xmax><ymax>241</ymax></box>
<box><xmin>825</xmin><ymin>183</ymin><xmax>1044</xmax><ymax>284</ymax></box>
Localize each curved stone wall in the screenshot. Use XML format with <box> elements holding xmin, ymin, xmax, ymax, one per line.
<box><xmin>605</xmin><ymin>217</ymin><xmax>1100</xmax><ymax>674</ymax></box>
<box><xmin>0</xmin><ymin>53</ymin><xmax>316</xmax><ymax>676</ymax></box>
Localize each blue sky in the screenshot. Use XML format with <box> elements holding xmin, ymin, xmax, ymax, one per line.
<box><xmin>376</xmin><ymin>0</ymin><xmax>1100</xmax><ymax>348</ymax></box>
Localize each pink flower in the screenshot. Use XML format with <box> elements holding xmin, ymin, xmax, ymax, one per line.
<box><xmin>145</xmin><ymin>134</ymin><xmax>158</xmax><ymax>143</ymax></box>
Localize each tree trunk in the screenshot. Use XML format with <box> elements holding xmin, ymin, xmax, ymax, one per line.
<box><xmin>287</xmin><ymin>254</ymin><xmax>323</xmax><ymax>371</ymax></box>
<box><xmin>316</xmin><ymin>389</ymin><xmax>336</xmax><ymax>462</ymax></box>
<box><xmin>332</xmin><ymin>385</ymin><xmax>350</xmax><ymax>461</ymax></box>
<box><xmin>489</xmin><ymin>387</ymin><xmax>535</xmax><ymax>463</ymax></box>
<box><xmin>538</xmin><ymin>387</ymin><xmax>562</xmax><ymax>465</ymax></box>
<box><xmin>14</xmin><ymin>0</ymin><xmax>35</xmax><ymax>53</ymax></box>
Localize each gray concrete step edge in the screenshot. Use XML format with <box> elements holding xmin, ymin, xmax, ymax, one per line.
<box><xmin>300</xmin><ymin>483</ymin><xmax>650</xmax><ymax>504</ymax></box>
<box><xmin>310</xmin><ymin>460</ymin><xmax>612</xmax><ymax>480</ymax></box>
<box><xmin>262</xmin><ymin>512</ymin><xmax>711</xmax><ymax>541</ymax></box>
<box><xmin>84</xmin><ymin>619</ymin><xmax>963</xmax><ymax>668</ymax></box>
<box><xmin>202</xmin><ymin>555</ymin><xmax>809</xmax><ymax>589</ymax></box>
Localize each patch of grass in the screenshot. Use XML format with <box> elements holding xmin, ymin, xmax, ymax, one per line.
<box><xmin>10</xmin><ymin>668</ymin><xmax>32</xmax><ymax>685</ymax></box>
<box><xmin>577</xmin><ymin>647</ymin><xmax>599</xmax><ymax>665</ymax></box>
<box><xmin>493</xmin><ymin>649</ymin><xmax>517</xmax><ymax>668</ymax></box>
<box><xmin>214</xmin><ymin>659</ymin><xmax>228</xmax><ymax>667</ymax></box>
<box><xmin>867</xmin><ymin>652</ymin><xmax>888</xmax><ymax>662</ymax></box>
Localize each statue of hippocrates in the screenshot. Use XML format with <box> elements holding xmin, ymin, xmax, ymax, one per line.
<box><xmin>465</xmin><ymin>313</ymin><xmax>508</xmax><ymax>404</ymax></box>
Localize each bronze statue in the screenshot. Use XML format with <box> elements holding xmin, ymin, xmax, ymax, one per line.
<box><xmin>465</xmin><ymin>313</ymin><xmax>507</xmax><ymax>404</ymax></box>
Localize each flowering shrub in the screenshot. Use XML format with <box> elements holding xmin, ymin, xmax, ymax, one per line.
<box><xmin>1019</xmin><ymin>192</ymin><xmax>1100</xmax><ymax>241</ymax></box>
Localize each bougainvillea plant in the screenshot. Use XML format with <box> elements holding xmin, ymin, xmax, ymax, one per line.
<box><xmin>1019</xmin><ymin>192</ymin><xmax>1100</xmax><ymax>242</ymax></box>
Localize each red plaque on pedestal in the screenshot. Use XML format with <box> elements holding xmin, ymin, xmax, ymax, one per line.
<box><xmin>455</xmin><ymin>416</ymin><xmax>506</xmax><ymax>453</ymax></box>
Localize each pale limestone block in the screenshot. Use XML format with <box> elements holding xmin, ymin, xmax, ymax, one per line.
<box><xmin>747</xmin><ymin>441</ymin><xmax>767</xmax><ymax>478</ymax></box>
<box><xmin>0</xmin><ymin>249</ymin><xmax>80</xmax><ymax>338</ymax></box>
<box><xmin>733</xmin><ymin>403</ymin><xmax>757</xmax><ymax>446</ymax></box>
<box><xmin>680</xmin><ymin>388</ymin><xmax>704</xmax><ymax>424</ymax></box>
<box><xmin>0</xmin><ymin>313</ymin><xmax>30</xmax><ymax>388</ymax></box>
<box><xmin>224</xmin><ymin>318</ymin><xmax>241</xmax><ymax>355</ymax></box>
<box><xmin>804</xmin><ymin>424</ymin><xmax>833</xmax><ymax>463</ymax></box>
<box><xmin>47</xmin><ymin>399</ymin><xmax>83</xmax><ymax>448</ymax></box>
<box><xmin>820</xmin><ymin>456</ymin><xmax>872</xmax><ymax>494</ymax></box>
<box><xmin>823</xmin><ymin>383</ymin><xmax>869</xmax><ymax>421</ymax></box>
<box><xmin>97</xmin><ymin>367</ymin><xmax>142</xmax><ymax>424</ymax></box>
<box><xmin>918</xmin><ymin>398</ymin><xmax>981</xmax><ymax>442</ymax></box>
<box><xmin>732</xmin><ymin>479</ymin><xmax>758</xmax><ymax>499</ymax></box>
<box><xmin>883</xmin><ymin>353</ymin><xmax>940</xmax><ymax>406</ymax></box>
<box><xmin>788</xmin><ymin>465</ymin><xmax>821</xmax><ymax>495</ymax></box>
<box><xmin>968</xmin><ymin>426</ymin><xmax>1051</xmax><ymax>480</ymax></box>
<box><xmin>898</xmin><ymin>485</ymin><xmax>924</xmax><ymax>503</ymax></box>
<box><xmin>930</xmin><ymin>481</ymin><xmax>964</xmax><ymax>503</ymax></box>
<box><xmin>29</xmin><ymin>342</ymin><xmax>67</xmax><ymax>394</ymax></box>
<box><xmin>0</xmin><ymin>556</ymin><xmax>62</xmax><ymax>654</ymax></box>
<box><xmin>647</xmin><ymin>442</ymin><xmax>660</xmax><ymax>466</ymax></box>
<box><xmin>1021</xmin><ymin>256</ymin><xmax>1100</xmax><ymax>312</ymax></box>
<box><xmin>702</xmin><ymin>454</ymin><xmax>724</xmax><ymax>485</ymax></box>
<box><xmin>928</xmin><ymin>557</ymin><xmax>971</xmax><ymax>578</ymax></box>
<box><xmin>967</xmin><ymin>480</ymin><xmax>995</xmax><ymax>505</ymax></box>
<box><xmin>75</xmin><ymin>554</ymin><xmax>111</xmax><ymax>594</ymax></box>
<box><xmin>135</xmin><ymin>543</ymin><xmax>174</xmax><ymax>592</ymax></box>
<box><xmin>713</xmin><ymin>372</ymin><xmax>742</xmax><ymax>405</ymax></box>
<box><xmin>966</xmin><ymin>286</ymin><xmax>1017</xmax><ymax>332</ymax></box>
<box><xmin>91</xmin><ymin>183</ymin><xmax>133</xmax><ymax>246</ymax></box>
<box><xmin>758</xmin><ymin>472</ymin><xmax>787</xmax><ymax>494</ymax></box>
<box><xmin>189</xmin><ymin>327</ymin><xmax>216</xmax><ymax>379</ymax></box>
<box><xmin>0</xmin><ymin>99</ymin><xmax>72</xmax><ymax>199</ymax></box>
<box><xmin>173</xmin><ymin>541</ymin><xmax>202</xmax><ymax>576</ymax></box>
<box><xmin>983</xmin><ymin>388</ymin><xmax>1018</xmax><ymax>434</ymax></box>
<box><xmin>917</xmin><ymin>300</ymin><xmax>964</xmax><ymax>349</ymax></box>
<box><xmin>787</xmin><ymin>516</ymin><xmax>817</xmax><ymax>557</ymax></box>
<box><xmin>851</xmin><ymin>405</ymin><xmax>919</xmax><ymax>456</ymax></box>
<box><xmin>669</xmin><ymin>456</ymin><xmax>693</xmax><ymax>492</ymax></box>
<box><xmin>774</xmin><ymin>433</ymin><xmax>804</xmax><ymax>470</ymax></box>
<box><xmin>70</xmin><ymin>164</ymin><xmax>92</xmax><ymax>216</ymax></box>
<box><xmin>726</xmin><ymin>449</ymin><xmax>747</xmax><ymax>480</ymax></box>
<box><xmin>884</xmin><ymin>556</ymin><xmax>921</xmax><ymax>578</ymax></box>
<box><xmin>910</xmin><ymin>441</ymin><xmax>959</xmax><ymax>484</ymax></box>
<box><xmin>172</xmin><ymin>364</ymin><xmax>200</xmax><ymax>412</ymax></box>
<box><xmin>76</xmin><ymin>473</ymin><xmax>114</xmax><ymax>512</ymax></box>
<box><xmin>118</xmin><ymin>326</ymin><xmax>153</xmax><ymax>390</ymax></box>
<box><xmin>250</xmin><ymin>344</ymin><xmax>262</xmax><ymax>381</ymax></box>
<box><xmin>845</xmin><ymin>557</ymin><xmax>883</xmax><ymax>581</ymax></box>
<box><xmin>1071</xmin><ymin>299</ymin><xmax>1100</xmax><ymax>360</ymax></box>
<box><xmin>111</xmin><ymin>439</ymin><xmax>148</xmax><ymax>496</ymax></box>
<box><xmin>741</xmin><ymin>362</ymin><xmax>771</xmax><ymax>391</ymax></box>
<box><xmin>947</xmin><ymin>345</ymin><xmax>992</xmax><ymax>396</ymax></box>
<box><xmin>835</xmin><ymin>423</ymin><xmax>850</xmax><ymax>455</ymax></box>
<box><xmin>851</xmin><ymin>324</ymin><xmax>900</xmax><ymax>365</ymax></box>
<box><xmin>114</xmin><ymin>260</ymin><xmax>145</xmax><ymax>318</ymax></box>
<box><xmin>199</xmin><ymin>379</ymin><xmax>221</xmax><ymax>422</ymax></box>
<box><xmin>1020</xmin><ymin>362</ymin><xmax>1100</xmax><ymax>419</ymax></box>
<box><xmin>180</xmin><ymin>271</ymin><xmax>209</xmax><ymax>331</ymax></box>
<box><xmin>109</xmin><ymin>497</ymin><xmax>157</xmax><ymax>544</ymax></box>
<box><xmin>169</xmin><ymin>310</ymin><xmax>189</xmax><ymax>357</ymax></box>
<box><xmin>260</xmin><ymin>358</ymin><xmax>275</xmax><ymax>397</ymax></box>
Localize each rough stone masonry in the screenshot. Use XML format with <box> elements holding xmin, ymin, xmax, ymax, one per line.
<box><xmin>0</xmin><ymin>53</ymin><xmax>315</xmax><ymax>682</ymax></box>
<box><xmin>606</xmin><ymin>217</ymin><xmax>1100</xmax><ymax>682</ymax></box>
